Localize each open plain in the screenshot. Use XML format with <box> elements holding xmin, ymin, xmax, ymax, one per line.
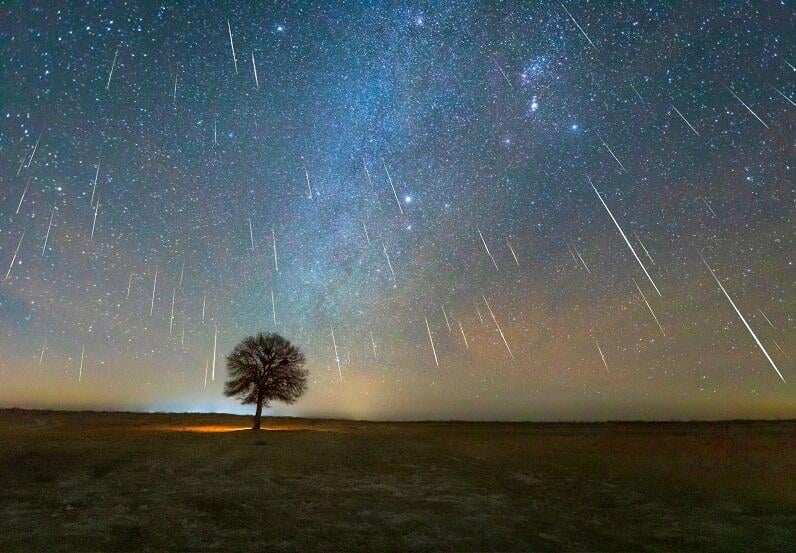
<box><xmin>1</xmin><ymin>409</ymin><xmax>794</xmax><ymax>551</ymax></box>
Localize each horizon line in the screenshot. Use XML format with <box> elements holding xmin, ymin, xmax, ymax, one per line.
<box><xmin>2</xmin><ymin>406</ymin><xmax>794</xmax><ymax>425</ymax></box>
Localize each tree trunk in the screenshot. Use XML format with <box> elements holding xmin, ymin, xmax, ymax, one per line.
<box><xmin>252</xmin><ymin>395</ymin><xmax>263</xmax><ymax>430</ymax></box>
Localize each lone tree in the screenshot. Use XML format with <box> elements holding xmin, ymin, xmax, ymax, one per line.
<box><xmin>224</xmin><ymin>332</ymin><xmax>308</xmax><ymax>430</ymax></box>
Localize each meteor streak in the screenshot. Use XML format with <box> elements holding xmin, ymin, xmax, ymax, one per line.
<box><xmin>698</xmin><ymin>251</ymin><xmax>785</xmax><ymax>383</ymax></box>
<box><xmin>475</xmin><ymin>304</ymin><xmax>484</xmax><ymax>325</ymax></box>
<box><xmin>772</xmin><ymin>86</ymin><xmax>796</xmax><ymax>108</ymax></box>
<box><xmin>382</xmin><ymin>160</ymin><xmax>404</xmax><ymax>215</ymax></box>
<box><xmin>227</xmin><ymin>20</ymin><xmax>238</xmax><ymax>74</ymax></box>
<box><xmin>571</xmin><ymin>240</ymin><xmax>591</xmax><ymax>274</ymax></box>
<box><xmin>491</xmin><ymin>55</ymin><xmax>514</xmax><ymax>89</ymax></box>
<box><xmin>150</xmin><ymin>266</ymin><xmax>158</xmax><ymax>316</ymax></box>
<box><xmin>772</xmin><ymin>340</ymin><xmax>788</xmax><ymax>359</ymax></box>
<box><xmin>90</xmin><ymin>199</ymin><xmax>100</xmax><ymax>240</ymax></box>
<box><xmin>42</xmin><ymin>207</ymin><xmax>56</xmax><ymax>257</ymax></box>
<box><xmin>634</xmin><ymin>231</ymin><xmax>655</xmax><ymax>265</ymax></box>
<box><xmin>441</xmin><ymin>305</ymin><xmax>452</xmax><ymax>332</ymax></box>
<box><xmin>169</xmin><ymin>287</ymin><xmax>177</xmax><ymax>336</ymax></box>
<box><xmin>561</xmin><ymin>3</ymin><xmax>596</xmax><ymax>48</ymax></box>
<box><xmin>369</xmin><ymin>330</ymin><xmax>378</xmax><ymax>360</ymax></box>
<box><xmin>362</xmin><ymin>222</ymin><xmax>371</xmax><ymax>245</ymax></box>
<box><xmin>304</xmin><ymin>165</ymin><xmax>313</xmax><ymax>199</ymax></box>
<box><xmin>251</xmin><ymin>51</ymin><xmax>259</xmax><ymax>88</ymax></box>
<box><xmin>566</xmin><ymin>241</ymin><xmax>578</xmax><ymax>264</ymax></box>
<box><xmin>272</xmin><ymin>228</ymin><xmax>278</xmax><ymax>272</ymax></box>
<box><xmin>106</xmin><ymin>48</ymin><xmax>118</xmax><ymax>90</ymax></box>
<box><xmin>701</xmin><ymin>198</ymin><xmax>717</xmax><ymax>218</ymax></box>
<box><xmin>671</xmin><ymin>104</ymin><xmax>700</xmax><ymax>136</ymax></box>
<box><xmin>91</xmin><ymin>158</ymin><xmax>100</xmax><ymax>207</ymax></box>
<box><xmin>26</xmin><ymin>130</ymin><xmax>43</xmax><ymax>168</ymax></box>
<box><xmin>629</xmin><ymin>83</ymin><xmax>644</xmax><ymax>102</ymax></box>
<box><xmin>362</xmin><ymin>159</ymin><xmax>375</xmax><ymax>193</ymax></box>
<box><xmin>595</xmin><ymin>340</ymin><xmax>609</xmax><ymax>372</ymax></box>
<box><xmin>633</xmin><ymin>278</ymin><xmax>665</xmax><ymax>337</ymax></box>
<box><xmin>726</xmin><ymin>85</ymin><xmax>769</xmax><ymax>129</ymax></box>
<box><xmin>478</xmin><ymin>228</ymin><xmax>499</xmax><ymax>271</ymax></box>
<box><xmin>212</xmin><ymin>324</ymin><xmax>218</xmax><ymax>380</ymax></box>
<box><xmin>16</xmin><ymin>178</ymin><xmax>30</xmax><ymax>214</ymax></box>
<box><xmin>330</xmin><ymin>326</ymin><xmax>343</xmax><ymax>382</ymax></box>
<box><xmin>595</xmin><ymin>131</ymin><xmax>627</xmax><ymax>173</ymax></box>
<box><xmin>589</xmin><ymin>177</ymin><xmax>661</xmax><ymax>296</ymax></box>
<box><xmin>458</xmin><ymin>319</ymin><xmax>470</xmax><ymax>349</ymax></box>
<box><xmin>506</xmin><ymin>237</ymin><xmax>520</xmax><ymax>267</ymax></box>
<box><xmin>271</xmin><ymin>288</ymin><xmax>277</xmax><ymax>325</ymax></box>
<box><xmin>5</xmin><ymin>232</ymin><xmax>24</xmax><ymax>281</ymax></box>
<box><xmin>382</xmin><ymin>243</ymin><xmax>396</xmax><ymax>282</ymax></box>
<box><xmin>425</xmin><ymin>316</ymin><xmax>439</xmax><ymax>367</ymax></box>
<box><xmin>758</xmin><ymin>308</ymin><xmax>774</xmax><ymax>329</ymax></box>
<box><xmin>483</xmin><ymin>295</ymin><xmax>514</xmax><ymax>359</ymax></box>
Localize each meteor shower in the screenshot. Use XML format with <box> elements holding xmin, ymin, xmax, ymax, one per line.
<box><xmin>0</xmin><ymin>2</ymin><xmax>794</xmax><ymax>551</ymax></box>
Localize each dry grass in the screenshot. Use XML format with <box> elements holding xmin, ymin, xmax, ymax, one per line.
<box><xmin>1</xmin><ymin>409</ymin><xmax>794</xmax><ymax>551</ymax></box>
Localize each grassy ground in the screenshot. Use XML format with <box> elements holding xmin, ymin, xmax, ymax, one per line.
<box><xmin>0</xmin><ymin>410</ymin><xmax>794</xmax><ymax>551</ymax></box>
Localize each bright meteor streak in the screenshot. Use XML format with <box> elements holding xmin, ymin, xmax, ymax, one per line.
<box><xmin>589</xmin><ymin>177</ymin><xmax>661</xmax><ymax>296</ymax></box>
<box><xmin>424</xmin><ymin>316</ymin><xmax>439</xmax><ymax>367</ymax></box>
<box><xmin>727</xmin><ymin>85</ymin><xmax>769</xmax><ymax>129</ymax></box>
<box><xmin>382</xmin><ymin>159</ymin><xmax>404</xmax><ymax>216</ymax></box>
<box><xmin>330</xmin><ymin>326</ymin><xmax>342</xmax><ymax>382</ymax></box>
<box><xmin>671</xmin><ymin>104</ymin><xmax>700</xmax><ymax>136</ymax></box>
<box><xmin>478</xmin><ymin>228</ymin><xmax>499</xmax><ymax>271</ymax></box>
<box><xmin>212</xmin><ymin>324</ymin><xmax>218</xmax><ymax>381</ymax></box>
<box><xmin>595</xmin><ymin>340</ymin><xmax>609</xmax><ymax>372</ymax></box>
<box><xmin>698</xmin><ymin>251</ymin><xmax>785</xmax><ymax>384</ymax></box>
<box><xmin>5</xmin><ymin>232</ymin><xmax>25</xmax><ymax>281</ymax></box>
<box><xmin>227</xmin><ymin>20</ymin><xmax>238</xmax><ymax>74</ymax></box>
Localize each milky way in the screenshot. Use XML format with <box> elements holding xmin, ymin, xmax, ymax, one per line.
<box><xmin>0</xmin><ymin>2</ymin><xmax>793</xmax><ymax>420</ymax></box>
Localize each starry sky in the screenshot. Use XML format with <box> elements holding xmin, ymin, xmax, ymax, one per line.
<box><xmin>0</xmin><ymin>1</ymin><xmax>794</xmax><ymax>421</ymax></box>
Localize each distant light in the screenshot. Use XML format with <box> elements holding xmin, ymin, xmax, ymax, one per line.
<box><xmin>571</xmin><ymin>123</ymin><xmax>579</xmax><ymax>130</ymax></box>
<box><xmin>276</xmin><ymin>25</ymin><xmax>284</xmax><ymax>32</ymax></box>
<box><xmin>404</xmin><ymin>195</ymin><xmax>412</xmax><ymax>203</ymax></box>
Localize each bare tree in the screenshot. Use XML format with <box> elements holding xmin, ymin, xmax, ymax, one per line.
<box><xmin>224</xmin><ymin>333</ymin><xmax>308</xmax><ymax>430</ymax></box>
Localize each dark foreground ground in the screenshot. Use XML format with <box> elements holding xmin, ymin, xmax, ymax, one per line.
<box><xmin>0</xmin><ymin>410</ymin><xmax>794</xmax><ymax>552</ymax></box>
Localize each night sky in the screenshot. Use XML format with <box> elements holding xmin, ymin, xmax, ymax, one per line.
<box><xmin>0</xmin><ymin>1</ymin><xmax>793</xmax><ymax>420</ymax></box>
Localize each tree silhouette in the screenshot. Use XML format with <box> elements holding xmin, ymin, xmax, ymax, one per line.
<box><xmin>224</xmin><ymin>333</ymin><xmax>308</xmax><ymax>430</ymax></box>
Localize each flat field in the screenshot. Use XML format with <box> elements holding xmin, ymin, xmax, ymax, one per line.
<box><xmin>0</xmin><ymin>409</ymin><xmax>793</xmax><ymax>551</ymax></box>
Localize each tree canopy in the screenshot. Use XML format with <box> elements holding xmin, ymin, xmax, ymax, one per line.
<box><xmin>224</xmin><ymin>332</ymin><xmax>307</xmax><ymax>428</ymax></box>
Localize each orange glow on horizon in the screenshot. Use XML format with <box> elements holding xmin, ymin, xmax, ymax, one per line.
<box><xmin>142</xmin><ymin>424</ymin><xmax>316</xmax><ymax>433</ymax></box>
